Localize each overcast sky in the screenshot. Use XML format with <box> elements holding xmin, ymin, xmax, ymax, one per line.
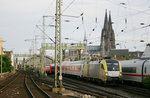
<box><xmin>0</xmin><ymin>0</ymin><xmax>150</xmax><ymax>54</ymax></box>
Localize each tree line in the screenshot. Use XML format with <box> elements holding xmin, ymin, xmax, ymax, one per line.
<box><xmin>0</xmin><ymin>55</ymin><xmax>13</xmax><ymax>73</ymax></box>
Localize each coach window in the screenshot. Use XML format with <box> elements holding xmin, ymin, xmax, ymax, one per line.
<box><xmin>122</xmin><ymin>67</ymin><xmax>136</xmax><ymax>73</ymax></box>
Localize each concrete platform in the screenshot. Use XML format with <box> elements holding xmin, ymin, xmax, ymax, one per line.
<box><xmin>52</xmin><ymin>87</ymin><xmax>65</xmax><ymax>93</ymax></box>
<box><xmin>59</xmin><ymin>91</ymin><xmax>74</xmax><ymax>96</ymax></box>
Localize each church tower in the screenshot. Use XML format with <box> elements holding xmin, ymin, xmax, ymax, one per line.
<box><xmin>100</xmin><ymin>10</ymin><xmax>116</xmax><ymax>56</ymax></box>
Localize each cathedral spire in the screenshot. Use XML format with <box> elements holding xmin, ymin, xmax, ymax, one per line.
<box><xmin>108</xmin><ymin>11</ymin><xmax>116</xmax><ymax>49</ymax></box>
<box><xmin>100</xmin><ymin>10</ymin><xmax>116</xmax><ymax>57</ymax></box>
<box><xmin>104</xmin><ymin>9</ymin><xmax>109</xmax><ymax>30</ymax></box>
<box><xmin>108</xmin><ymin>11</ymin><xmax>112</xmax><ymax>29</ymax></box>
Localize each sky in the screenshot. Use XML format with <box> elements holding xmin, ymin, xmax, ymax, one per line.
<box><xmin>0</xmin><ymin>0</ymin><xmax>150</xmax><ymax>54</ymax></box>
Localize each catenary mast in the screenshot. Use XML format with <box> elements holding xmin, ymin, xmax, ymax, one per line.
<box><xmin>52</xmin><ymin>0</ymin><xmax>65</xmax><ymax>92</ymax></box>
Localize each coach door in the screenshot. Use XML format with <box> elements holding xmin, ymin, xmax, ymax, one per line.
<box><xmin>143</xmin><ymin>61</ymin><xmax>150</xmax><ymax>78</ymax></box>
<box><xmin>142</xmin><ymin>60</ymin><xmax>148</xmax><ymax>81</ymax></box>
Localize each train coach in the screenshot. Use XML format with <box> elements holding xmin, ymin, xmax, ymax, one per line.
<box><xmin>62</xmin><ymin>61</ymin><xmax>85</xmax><ymax>77</ymax></box>
<box><xmin>62</xmin><ymin>59</ymin><xmax>122</xmax><ymax>83</ymax></box>
<box><xmin>45</xmin><ymin>64</ymin><xmax>54</xmax><ymax>74</ymax></box>
<box><xmin>120</xmin><ymin>59</ymin><xmax>150</xmax><ymax>83</ymax></box>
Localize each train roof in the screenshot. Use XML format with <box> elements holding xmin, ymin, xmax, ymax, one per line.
<box><xmin>62</xmin><ymin>60</ymin><xmax>86</xmax><ymax>65</ymax></box>
<box><xmin>105</xmin><ymin>59</ymin><xmax>118</xmax><ymax>63</ymax></box>
<box><xmin>120</xmin><ymin>59</ymin><xmax>149</xmax><ymax>67</ymax></box>
<box><xmin>141</xmin><ymin>44</ymin><xmax>150</xmax><ymax>59</ymax></box>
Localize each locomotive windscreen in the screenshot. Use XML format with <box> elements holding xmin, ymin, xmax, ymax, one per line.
<box><xmin>46</xmin><ymin>65</ymin><xmax>50</xmax><ymax>69</ymax></box>
<box><xmin>106</xmin><ymin>59</ymin><xmax>120</xmax><ymax>71</ymax></box>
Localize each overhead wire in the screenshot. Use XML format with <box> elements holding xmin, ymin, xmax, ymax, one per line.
<box><xmin>62</xmin><ymin>0</ymin><xmax>76</xmax><ymax>13</ymax></box>
<box><xmin>105</xmin><ymin>0</ymin><xmax>150</xmax><ymax>50</ymax></box>
<box><xmin>32</xmin><ymin>0</ymin><xmax>55</xmax><ymax>44</ymax></box>
<box><xmin>35</xmin><ymin>0</ymin><xmax>80</xmax><ymax>44</ymax></box>
<box><xmin>62</xmin><ymin>0</ymin><xmax>86</xmax><ymax>43</ymax></box>
<box><xmin>106</xmin><ymin>0</ymin><xmax>150</xmax><ymax>15</ymax></box>
<box><xmin>35</xmin><ymin>0</ymin><xmax>150</xmax><ymax>51</ymax></box>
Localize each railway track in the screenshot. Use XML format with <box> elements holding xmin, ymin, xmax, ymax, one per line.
<box><xmin>0</xmin><ymin>72</ymin><xmax>20</xmax><ymax>93</ymax></box>
<box><xmin>62</xmin><ymin>76</ymin><xmax>150</xmax><ymax>98</ymax></box>
<box><xmin>0</xmin><ymin>71</ymin><xmax>32</xmax><ymax>98</ymax></box>
<box><xmin>117</xmin><ymin>84</ymin><xmax>150</xmax><ymax>98</ymax></box>
<box><xmin>34</xmin><ymin>73</ymin><xmax>150</xmax><ymax>98</ymax></box>
<box><xmin>0</xmin><ymin>71</ymin><xmax>52</xmax><ymax>98</ymax></box>
<box><xmin>63</xmin><ymin>77</ymin><xmax>126</xmax><ymax>98</ymax></box>
<box><xmin>25</xmin><ymin>74</ymin><xmax>52</xmax><ymax>98</ymax></box>
<box><xmin>41</xmin><ymin>75</ymin><xmax>126</xmax><ymax>98</ymax></box>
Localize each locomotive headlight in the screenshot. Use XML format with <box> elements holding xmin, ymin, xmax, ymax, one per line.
<box><xmin>119</xmin><ymin>72</ymin><xmax>122</xmax><ymax>76</ymax></box>
<box><xmin>105</xmin><ymin>72</ymin><xmax>108</xmax><ymax>76</ymax></box>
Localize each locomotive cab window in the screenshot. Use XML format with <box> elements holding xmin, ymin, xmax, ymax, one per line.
<box><xmin>106</xmin><ymin>60</ymin><xmax>119</xmax><ymax>71</ymax></box>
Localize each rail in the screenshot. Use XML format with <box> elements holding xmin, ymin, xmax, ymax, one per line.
<box><xmin>30</xmin><ymin>76</ymin><xmax>52</xmax><ymax>98</ymax></box>
<box><xmin>25</xmin><ymin>73</ymin><xmax>52</xmax><ymax>98</ymax></box>
<box><xmin>0</xmin><ymin>73</ymin><xmax>20</xmax><ymax>93</ymax></box>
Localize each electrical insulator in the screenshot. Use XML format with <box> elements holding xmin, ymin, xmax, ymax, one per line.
<box><xmin>95</xmin><ymin>17</ymin><xmax>97</xmax><ymax>23</ymax></box>
<box><xmin>61</xmin><ymin>0</ymin><xmax>63</xmax><ymax>6</ymax></box>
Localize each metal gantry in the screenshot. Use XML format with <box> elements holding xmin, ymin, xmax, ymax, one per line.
<box><xmin>14</xmin><ymin>54</ymin><xmax>32</xmax><ymax>70</ymax></box>
<box><xmin>42</xmin><ymin>43</ymin><xmax>85</xmax><ymax>50</ymax></box>
<box><xmin>40</xmin><ymin>15</ymin><xmax>55</xmax><ymax>77</ymax></box>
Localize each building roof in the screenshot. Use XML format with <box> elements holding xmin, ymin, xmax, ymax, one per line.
<box><xmin>87</xmin><ymin>46</ymin><xmax>100</xmax><ymax>51</ymax></box>
<box><xmin>109</xmin><ymin>49</ymin><xmax>129</xmax><ymax>56</ymax></box>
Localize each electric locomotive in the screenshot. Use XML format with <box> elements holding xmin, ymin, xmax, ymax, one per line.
<box><xmin>83</xmin><ymin>59</ymin><xmax>122</xmax><ymax>83</ymax></box>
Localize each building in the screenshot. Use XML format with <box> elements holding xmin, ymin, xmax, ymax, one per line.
<box><xmin>0</xmin><ymin>38</ymin><xmax>14</xmax><ymax>67</ymax></box>
<box><xmin>129</xmin><ymin>51</ymin><xmax>143</xmax><ymax>59</ymax></box>
<box><xmin>66</xmin><ymin>10</ymin><xmax>144</xmax><ymax>60</ymax></box>
<box><xmin>3</xmin><ymin>51</ymin><xmax>14</xmax><ymax>67</ymax></box>
<box><xmin>109</xmin><ymin>49</ymin><xmax>143</xmax><ymax>59</ymax></box>
<box><xmin>100</xmin><ymin>10</ymin><xmax>116</xmax><ymax>56</ymax></box>
<box><xmin>87</xmin><ymin>46</ymin><xmax>100</xmax><ymax>56</ymax></box>
<box><xmin>109</xmin><ymin>49</ymin><xmax>129</xmax><ymax>57</ymax></box>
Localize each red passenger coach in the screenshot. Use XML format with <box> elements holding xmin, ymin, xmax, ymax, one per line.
<box><xmin>62</xmin><ymin>61</ymin><xmax>85</xmax><ymax>77</ymax></box>
<box><xmin>63</xmin><ymin>65</ymin><xmax>81</xmax><ymax>72</ymax></box>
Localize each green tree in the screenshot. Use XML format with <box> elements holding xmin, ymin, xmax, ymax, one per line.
<box><xmin>0</xmin><ymin>55</ymin><xmax>13</xmax><ymax>73</ymax></box>
<box><xmin>125</xmin><ymin>56</ymin><xmax>130</xmax><ymax>60</ymax></box>
<box><xmin>142</xmin><ymin>76</ymin><xmax>150</xmax><ymax>88</ymax></box>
